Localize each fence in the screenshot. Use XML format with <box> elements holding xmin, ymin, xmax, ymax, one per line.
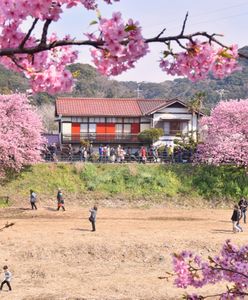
<box><xmin>43</xmin><ymin>151</ymin><xmax>194</xmax><ymax>164</ymax></box>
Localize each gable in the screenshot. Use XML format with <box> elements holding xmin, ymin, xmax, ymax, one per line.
<box><xmin>166</xmin><ymin>102</ymin><xmax>187</xmax><ymax>108</ymax></box>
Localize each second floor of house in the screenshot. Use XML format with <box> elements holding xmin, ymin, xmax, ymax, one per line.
<box><xmin>55</xmin><ymin>97</ymin><xmax>202</xmax><ymax>144</ymax></box>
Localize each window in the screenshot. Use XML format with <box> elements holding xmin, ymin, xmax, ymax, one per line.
<box><xmin>169</xmin><ymin>121</ymin><xmax>188</xmax><ymax>135</ymax></box>
<box><xmin>89</xmin><ymin>117</ymin><xmax>105</xmax><ymax>123</ymax></box>
<box><xmin>72</xmin><ymin>117</ymin><xmax>81</xmax><ymax>122</ymax></box>
<box><xmin>123</xmin><ymin>124</ymin><xmax>131</xmax><ymax>133</ymax></box>
<box><xmin>81</xmin><ymin>117</ymin><xmax>88</xmax><ymax>123</ymax></box>
<box><xmin>80</xmin><ymin>124</ymin><xmax>88</xmax><ymax>133</ymax></box>
<box><xmin>106</xmin><ymin>117</ymin><xmax>116</xmax><ymax>123</ymax></box>
<box><xmin>170</xmin><ymin>121</ymin><xmax>181</xmax><ymax>135</ymax></box>
<box><xmin>115</xmin><ymin>124</ymin><xmax>123</xmax><ymax>133</ymax></box>
<box><xmin>71</xmin><ymin>117</ymin><xmax>88</xmax><ymax>122</ymax></box>
<box><xmin>89</xmin><ymin>123</ymin><xmax>96</xmax><ymax>133</ymax></box>
<box><xmin>116</xmin><ymin>117</ymin><xmax>123</xmax><ymax>123</ymax></box>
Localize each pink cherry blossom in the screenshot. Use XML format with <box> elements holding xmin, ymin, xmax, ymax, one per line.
<box><xmin>196</xmin><ymin>100</ymin><xmax>248</xmax><ymax>166</ymax></box>
<box><xmin>160</xmin><ymin>40</ymin><xmax>240</xmax><ymax>81</ymax></box>
<box><xmin>0</xmin><ymin>1</ymin><xmax>243</xmax><ymax>94</ymax></box>
<box><xmin>0</xmin><ymin>93</ymin><xmax>44</xmax><ymax>177</ymax></box>
<box><xmin>173</xmin><ymin>240</ymin><xmax>248</xmax><ymax>299</ymax></box>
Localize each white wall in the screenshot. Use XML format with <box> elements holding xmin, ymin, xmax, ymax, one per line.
<box><xmin>152</xmin><ymin>106</ymin><xmax>199</xmax><ymax>145</ymax></box>
<box><xmin>62</xmin><ymin>123</ymin><xmax>71</xmax><ymax>135</ymax></box>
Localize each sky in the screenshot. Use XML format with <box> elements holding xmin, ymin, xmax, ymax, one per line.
<box><xmin>48</xmin><ymin>0</ymin><xmax>248</xmax><ymax>83</ymax></box>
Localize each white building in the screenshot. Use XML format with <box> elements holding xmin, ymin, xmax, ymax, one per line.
<box><xmin>55</xmin><ymin>97</ymin><xmax>202</xmax><ymax>147</ymax></box>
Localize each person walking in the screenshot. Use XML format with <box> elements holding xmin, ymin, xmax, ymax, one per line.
<box><xmin>30</xmin><ymin>189</ymin><xmax>37</xmax><ymax>210</ymax></box>
<box><xmin>231</xmin><ymin>204</ymin><xmax>243</xmax><ymax>233</ymax></box>
<box><xmin>238</xmin><ymin>197</ymin><xmax>248</xmax><ymax>224</ymax></box>
<box><xmin>89</xmin><ymin>205</ymin><xmax>97</xmax><ymax>232</ymax></box>
<box><xmin>57</xmin><ymin>189</ymin><xmax>65</xmax><ymax>211</ymax></box>
<box><xmin>141</xmin><ymin>146</ymin><xmax>147</xmax><ymax>164</ymax></box>
<box><xmin>0</xmin><ymin>265</ymin><xmax>12</xmax><ymax>292</ymax></box>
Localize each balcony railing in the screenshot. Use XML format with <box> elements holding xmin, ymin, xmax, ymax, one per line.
<box><xmin>62</xmin><ymin>133</ymin><xmax>141</xmax><ymax>144</ymax></box>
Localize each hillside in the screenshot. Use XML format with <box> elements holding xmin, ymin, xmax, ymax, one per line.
<box><xmin>1</xmin><ymin>164</ymin><xmax>248</xmax><ymax>205</ymax></box>
<box><xmin>0</xmin><ymin>46</ymin><xmax>248</xmax><ymax>107</ymax></box>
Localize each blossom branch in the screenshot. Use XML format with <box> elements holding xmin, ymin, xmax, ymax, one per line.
<box><xmin>40</xmin><ymin>19</ymin><xmax>53</xmax><ymax>46</ymax></box>
<box><xmin>19</xmin><ymin>18</ymin><xmax>39</xmax><ymax>49</ymax></box>
<box><xmin>0</xmin><ymin>28</ymin><xmax>247</xmax><ymax>59</ymax></box>
<box><xmin>180</xmin><ymin>12</ymin><xmax>189</xmax><ymax>36</ymax></box>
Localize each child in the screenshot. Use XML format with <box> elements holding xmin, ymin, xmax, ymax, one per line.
<box><xmin>89</xmin><ymin>205</ymin><xmax>97</xmax><ymax>232</ymax></box>
<box><xmin>0</xmin><ymin>265</ymin><xmax>12</xmax><ymax>291</ymax></box>
<box><xmin>30</xmin><ymin>189</ymin><xmax>37</xmax><ymax>210</ymax></box>
<box><xmin>57</xmin><ymin>188</ymin><xmax>65</xmax><ymax>211</ymax></box>
<box><xmin>231</xmin><ymin>204</ymin><xmax>243</xmax><ymax>233</ymax></box>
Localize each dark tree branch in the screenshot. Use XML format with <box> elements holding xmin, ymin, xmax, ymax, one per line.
<box><xmin>180</xmin><ymin>12</ymin><xmax>189</xmax><ymax>35</ymax></box>
<box><xmin>197</xmin><ymin>291</ymin><xmax>248</xmax><ymax>300</ymax></box>
<box><xmin>40</xmin><ymin>19</ymin><xmax>53</xmax><ymax>46</ymax></box>
<box><xmin>9</xmin><ymin>56</ymin><xmax>27</xmax><ymax>71</ymax></box>
<box><xmin>175</xmin><ymin>39</ymin><xmax>188</xmax><ymax>50</ymax></box>
<box><xmin>0</xmin><ymin>27</ymin><xmax>247</xmax><ymax>60</ymax></box>
<box><xmin>155</xmin><ymin>28</ymin><xmax>166</xmax><ymax>40</ymax></box>
<box><xmin>20</xmin><ymin>18</ymin><xmax>39</xmax><ymax>49</ymax></box>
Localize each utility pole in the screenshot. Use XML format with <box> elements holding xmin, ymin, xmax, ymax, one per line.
<box><xmin>136</xmin><ymin>82</ymin><xmax>142</xmax><ymax>98</ymax></box>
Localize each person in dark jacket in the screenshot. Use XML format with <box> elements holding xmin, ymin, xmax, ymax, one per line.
<box><xmin>231</xmin><ymin>204</ymin><xmax>243</xmax><ymax>233</ymax></box>
<box><xmin>30</xmin><ymin>189</ymin><xmax>37</xmax><ymax>210</ymax></box>
<box><xmin>57</xmin><ymin>189</ymin><xmax>65</xmax><ymax>211</ymax></box>
<box><xmin>89</xmin><ymin>205</ymin><xmax>97</xmax><ymax>232</ymax></box>
<box><xmin>238</xmin><ymin>197</ymin><xmax>248</xmax><ymax>224</ymax></box>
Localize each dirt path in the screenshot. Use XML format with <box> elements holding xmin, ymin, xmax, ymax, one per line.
<box><xmin>0</xmin><ymin>205</ymin><xmax>247</xmax><ymax>300</ymax></box>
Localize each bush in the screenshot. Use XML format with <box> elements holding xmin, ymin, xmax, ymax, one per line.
<box><xmin>138</xmin><ymin>128</ymin><xmax>164</xmax><ymax>143</ymax></box>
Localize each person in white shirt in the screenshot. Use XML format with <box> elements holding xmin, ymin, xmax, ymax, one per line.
<box><xmin>0</xmin><ymin>265</ymin><xmax>12</xmax><ymax>291</ymax></box>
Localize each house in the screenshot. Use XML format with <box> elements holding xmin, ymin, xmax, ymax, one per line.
<box><xmin>55</xmin><ymin>97</ymin><xmax>202</xmax><ymax>149</ymax></box>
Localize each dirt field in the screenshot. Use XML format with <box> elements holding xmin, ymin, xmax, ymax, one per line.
<box><xmin>0</xmin><ymin>204</ymin><xmax>247</xmax><ymax>300</ymax></box>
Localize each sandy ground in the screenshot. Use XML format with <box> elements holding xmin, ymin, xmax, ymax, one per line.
<box><xmin>0</xmin><ymin>204</ymin><xmax>247</xmax><ymax>300</ymax></box>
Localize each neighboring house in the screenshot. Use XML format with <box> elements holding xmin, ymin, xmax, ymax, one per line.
<box><xmin>55</xmin><ymin>97</ymin><xmax>202</xmax><ymax>148</ymax></box>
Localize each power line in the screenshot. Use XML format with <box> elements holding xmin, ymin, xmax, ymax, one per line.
<box><xmin>181</xmin><ymin>11</ymin><xmax>248</xmax><ymax>29</ymax></box>
<box><xmin>144</xmin><ymin>1</ymin><xmax>248</xmax><ymax>31</ymax></box>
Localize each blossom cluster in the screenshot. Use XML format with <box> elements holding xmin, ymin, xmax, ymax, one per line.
<box><xmin>196</xmin><ymin>99</ymin><xmax>248</xmax><ymax>166</ymax></box>
<box><xmin>160</xmin><ymin>41</ymin><xmax>240</xmax><ymax>81</ymax></box>
<box><xmin>0</xmin><ymin>94</ymin><xmax>44</xmax><ymax>177</ymax></box>
<box><xmin>173</xmin><ymin>240</ymin><xmax>248</xmax><ymax>299</ymax></box>
<box><xmin>0</xmin><ymin>1</ymin><xmax>242</xmax><ymax>94</ymax></box>
<box><xmin>89</xmin><ymin>12</ymin><xmax>149</xmax><ymax>75</ymax></box>
<box><xmin>0</xmin><ymin>0</ymin><xmax>118</xmax><ymax>94</ymax></box>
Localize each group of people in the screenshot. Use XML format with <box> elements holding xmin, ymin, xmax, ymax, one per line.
<box><xmin>42</xmin><ymin>141</ymin><xmax>196</xmax><ymax>164</ymax></box>
<box><xmin>231</xmin><ymin>197</ymin><xmax>248</xmax><ymax>233</ymax></box>
<box><xmin>29</xmin><ymin>189</ymin><xmax>97</xmax><ymax>230</ymax></box>
<box><xmin>0</xmin><ymin>193</ymin><xmax>98</xmax><ymax>293</ymax></box>
<box><xmin>1</xmin><ymin>190</ymin><xmax>246</xmax><ymax>292</ymax></box>
<box><xmin>81</xmin><ymin>144</ymin><xmax>194</xmax><ymax>164</ymax></box>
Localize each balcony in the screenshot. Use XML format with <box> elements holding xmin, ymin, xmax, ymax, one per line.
<box><xmin>61</xmin><ymin>133</ymin><xmax>141</xmax><ymax>144</ymax></box>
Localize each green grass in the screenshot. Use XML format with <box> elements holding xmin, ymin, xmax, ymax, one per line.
<box><xmin>1</xmin><ymin>163</ymin><xmax>248</xmax><ymax>204</ymax></box>
<box><xmin>0</xmin><ymin>197</ymin><xmax>10</xmax><ymax>208</ymax></box>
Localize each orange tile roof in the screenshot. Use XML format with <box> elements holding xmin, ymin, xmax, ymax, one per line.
<box><xmin>55</xmin><ymin>97</ymin><xmax>172</xmax><ymax>117</ymax></box>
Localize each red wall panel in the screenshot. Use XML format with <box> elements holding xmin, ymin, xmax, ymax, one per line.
<box><xmin>72</xmin><ymin>123</ymin><xmax>80</xmax><ymax>141</ymax></box>
<box><xmin>131</xmin><ymin>123</ymin><xmax>140</xmax><ymax>133</ymax></box>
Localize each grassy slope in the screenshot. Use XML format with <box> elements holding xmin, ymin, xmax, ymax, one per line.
<box><xmin>1</xmin><ymin>163</ymin><xmax>248</xmax><ymax>206</ymax></box>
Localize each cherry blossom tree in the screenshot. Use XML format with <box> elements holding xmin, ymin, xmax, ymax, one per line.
<box><xmin>0</xmin><ymin>0</ymin><xmax>246</xmax><ymax>94</ymax></box>
<box><xmin>172</xmin><ymin>240</ymin><xmax>248</xmax><ymax>299</ymax></box>
<box><xmin>196</xmin><ymin>100</ymin><xmax>248</xmax><ymax>167</ymax></box>
<box><xmin>0</xmin><ymin>93</ymin><xmax>44</xmax><ymax>177</ymax></box>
